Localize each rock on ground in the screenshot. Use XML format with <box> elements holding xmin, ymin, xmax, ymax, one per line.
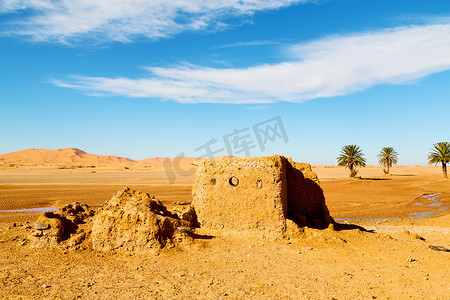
<box><xmin>29</xmin><ymin>202</ymin><xmax>95</xmax><ymax>249</ymax></box>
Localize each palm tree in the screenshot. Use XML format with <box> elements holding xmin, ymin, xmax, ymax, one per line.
<box><xmin>337</xmin><ymin>145</ymin><xmax>367</xmax><ymax>177</ymax></box>
<box><xmin>428</xmin><ymin>142</ymin><xmax>450</xmax><ymax>178</ymax></box>
<box><xmin>377</xmin><ymin>147</ymin><xmax>399</xmax><ymax>174</ymax></box>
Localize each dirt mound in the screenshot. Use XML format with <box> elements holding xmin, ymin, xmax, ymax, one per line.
<box><xmin>0</xmin><ymin>148</ymin><xmax>135</xmax><ymax>164</ymax></box>
<box><xmin>91</xmin><ymin>188</ymin><xmax>194</xmax><ymax>253</ymax></box>
<box><xmin>29</xmin><ymin>202</ymin><xmax>95</xmax><ymax>249</ymax></box>
<box><xmin>28</xmin><ymin>188</ymin><xmax>197</xmax><ymax>253</ymax></box>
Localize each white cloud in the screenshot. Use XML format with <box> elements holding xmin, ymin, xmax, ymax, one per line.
<box><xmin>53</xmin><ymin>22</ymin><xmax>450</xmax><ymax>104</ymax></box>
<box><xmin>0</xmin><ymin>0</ymin><xmax>306</xmax><ymax>43</ymax></box>
<box><xmin>213</xmin><ymin>40</ymin><xmax>281</xmax><ymax>49</ymax></box>
<box><xmin>0</xmin><ymin>0</ymin><xmax>53</xmax><ymax>12</ymax></box>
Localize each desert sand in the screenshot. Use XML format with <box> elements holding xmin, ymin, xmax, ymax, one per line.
<box><xmin>0</xmin><ymin>160</ymin><xmax>449</xmax><ymax>299</ymax></box>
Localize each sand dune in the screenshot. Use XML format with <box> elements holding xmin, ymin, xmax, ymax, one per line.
<box><xmin>0</xmin><ymin>148</ymin><xmax>135</xmax><ymax>164</ymax></box>
<box><xmin>137</xmin><ymin>157</ymin><xmax>168</xmax><ymax>164</ymax></box>
<box><xmin>0</xmin><ymin>148</ymin><xmax>237</xmax><ymax>165</ymax></box>
<box><xmin>138</xmin><ymin>155</ymin><xmax>235</xmax><ymax>164</ymax></box>
<box><xmin>138</xmin><ymin>156</ymin><xmax>198</xmax><ymax>164</ymax></box>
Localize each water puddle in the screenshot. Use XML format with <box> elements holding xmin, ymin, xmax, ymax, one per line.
<box><xmin>0</xmin><ymin>207</ymin><xmax>57</xmax><ymax>213</ymax></box>
<box><xmin>409</xmin><ymin>206</ymin><xmax>449</xmax><ymax>219</ymax></box>
<box><xmin>335</xmin><ymin>217</ymin><xmax>398</xmax><ymax>222</ymax></box>
<box><xmin>412</xmin><ymin>193</ymin><xmax>443</xmax><ymax>208</ymax></box>
<box><xmin>336</xmin><ymin>193</ymin><xmax>448</xmax><ymax>222</ymax></box>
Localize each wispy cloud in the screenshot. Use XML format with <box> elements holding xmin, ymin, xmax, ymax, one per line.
<box><xmin>0</xmin><ymin>0</ymin><xmax>306</xmax><ymax>44</ymax></box>
<box><xmin>213</xmin><ymin>40</ymin><xmax>282</xmax><ymax>49</ymax></box>
<box><xmin>53</xmin><ymin>22</ymin><xmax>450</xmax><ymax>104</ymax></box>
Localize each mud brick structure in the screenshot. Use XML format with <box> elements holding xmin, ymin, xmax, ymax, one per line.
<box><xmin>192</xmin><ymin>155</ymin><xmax>332</xmax><ymax>239</ymax></box>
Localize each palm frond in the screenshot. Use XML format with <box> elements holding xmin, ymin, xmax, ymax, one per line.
<box><xmin>377</xmin><ymin>146</ymin><xmax>399</xmax><ymax>168</ymax></box>
<box><xmin>428</xmin><ymin>142</ymin><xmax>450</xmax><ymax>165</ymax></box>
<box><xmin>336</xmin><ymin>145</ymin><xmax>367</xmax><ymax>170</ymax></box>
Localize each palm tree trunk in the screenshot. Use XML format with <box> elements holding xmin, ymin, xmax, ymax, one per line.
<box><xmin>387</xmin><ymin>164</ymin><xmax>390</xmax><ymax>174</ymax></box>
<box><xmin>443</xmin><ymin>162</ymin><xmax>448</xmax><ymax>178</ymax></box>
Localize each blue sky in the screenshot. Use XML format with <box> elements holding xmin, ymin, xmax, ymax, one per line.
<box><xmin>1</xmin><ymin>0</ymin><xmax>449</xmax><ymax>165</ymax></box>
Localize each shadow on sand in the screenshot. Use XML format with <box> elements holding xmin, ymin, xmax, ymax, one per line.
<box><xmin>191</xmin><ymin>233</ymin><xmax>215</xmax><ymax>240</ymax></box>
<box><xmin>391</xmin><ymin>174</ymin><xmax>416</xmax><ymax>177</ymax></box>
<box><xmin>360</xmin><ymin>177</ymin><xmax>391</xmax><ymax>181</ymax></box>
<box><xmin>332</xmin><ymin>221</ymin><xmax>374</xmax><ymax>233</ymax></box>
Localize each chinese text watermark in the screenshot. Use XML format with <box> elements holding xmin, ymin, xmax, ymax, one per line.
<box><xmin>163</xmin><ymin>116</ymin><xmax>289</xmax><ymax>184</ymax></box>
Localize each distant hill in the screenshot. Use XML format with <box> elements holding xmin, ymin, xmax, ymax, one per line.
<box><xmin>0</xmin><ymin>148</ymin><xmax>237</xmax><ymax>165</ymax></box>
<box><xmin>0</xmin><ymin>148</ymin><xmax>135</xmax><ymax>164</ymax></box>
<box><xmin>138</xmin><ymin>157</ymin><xmax>199</xmax><ymax>164</ymax></box>
<box><xmin>138</xmin><ymin>156</ymin><xmax>235</xmax><ymax>164</ymax></box>
<box><xmin>137</xmin><ymin>157</ymin><xmax>169</xmax><ymax>164</ymax></box>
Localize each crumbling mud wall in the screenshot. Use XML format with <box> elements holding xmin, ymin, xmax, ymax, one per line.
<box><xmin>28</xmin><ymin>156</ymin><xmax>333</xmax><ymax>252</ymax></box>
<box><xmin>91</xmin><ymin>188</ymin><xmax>193</xmax><ymax>253</ymax></box>
<box><xmin>192</xmin><ymin>156</ymin><xmax>288</xmax><ymax>239</ymax></box>
<box><xmin>29</xmin><ymin>188</ymin><xmax>197</xmax><ymax>253</ymax></box>
<box><xmin>192</xmin><ymin>155</ymin><xmax>332</xmax><ymax>239</ymax></box>
<box><xmin>286</xmin><ymin>159</ymin><xmax>332</xmax><ymax>228</ymax></box>
<box><xmin>29</xmin><ymin>202</ymin><xmax>95</xmax><ymax>249</ymax></box>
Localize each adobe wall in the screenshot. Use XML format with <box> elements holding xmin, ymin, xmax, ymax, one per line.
<box><xmin>192</xmin><ymin>155</ymin><xmax>332</xmax><ymax>239</ymax></box>
<box><xmin>286</xmin><ymin>159</ymin><xmax>332</xmax><ymax>228</ymax></box>
<box><xmin>192</xmin><ymin>155</ymin><xmax>288</xmax><ymax>239</ymax></box>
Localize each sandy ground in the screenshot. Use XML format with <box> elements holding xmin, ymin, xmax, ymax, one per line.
<box><xmin>0</xmin><ymin>163</ymin><xmax>449</xmax><ymax>299</ymax></box>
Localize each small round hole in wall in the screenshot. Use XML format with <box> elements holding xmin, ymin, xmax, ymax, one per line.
<box><xmin>229</xmin><ymin>176</ymin><xmax>239</xmax><ymax>187</ymax></box>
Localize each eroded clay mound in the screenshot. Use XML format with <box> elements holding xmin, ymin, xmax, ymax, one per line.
<box><xmin>29</xmin><ymin>202</ymin><xmax>95</xmax><ymax>249</ymax></box>
<box><xmin>91</xmin><ymin>188</ymin><xmax>193</xmax><ymax>253</ymax></box>
<box><xmin>29</xmin><ymin>188</ymin><xmax>197</xmax><ymax>253</ymax></box>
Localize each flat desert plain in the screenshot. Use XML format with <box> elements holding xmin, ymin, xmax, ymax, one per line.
<box><xmin>0</xmin><ymin>163</ymin><xmax>449</xmax><ymax>299</ymax></box>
